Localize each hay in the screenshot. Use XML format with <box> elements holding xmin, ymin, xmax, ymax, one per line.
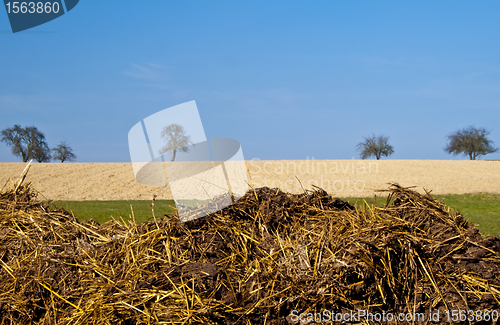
<box><xmin>0</xmin><ymin>175</ymin><xmax>499</xmax><ymax>324</ymax></box>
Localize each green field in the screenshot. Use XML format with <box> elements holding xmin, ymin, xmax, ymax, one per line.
<box><xmin>49</xmin><ymin>200</ymin><xmax>177</xmax><ymax>224</ymax></box>
<box><xmin>346</xmin><ymin>193</ymin><xmax>500</xmax><ymax>236</ymax></box>
<box><xmin>434</xmin><ymin>194</ymin><xmax>500</xmax><ymax>236</ymax></box>
<box><xmin>50</xmin><ymin>193</ymin><xmax>500</xmax><ymax>236</ymax></box>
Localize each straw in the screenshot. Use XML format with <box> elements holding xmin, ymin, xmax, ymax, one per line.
<box><xmin>0</xmin><ymin>171</ymin><xmax>499</xmax><ymax>324</ymax></box>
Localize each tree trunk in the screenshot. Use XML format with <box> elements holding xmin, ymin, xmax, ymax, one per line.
<box><xmin>171</xmin><ymin>149</ymin><xmax>177</xmax><ymax>162</ymax></box>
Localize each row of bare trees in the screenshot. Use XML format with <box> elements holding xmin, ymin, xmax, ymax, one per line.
<box><xmin>1</xmin><ymin>125</ymin><xmax>76</xmax><ymax>163</ymax></box>
<box><xmin>2</xmin><ymin>124</ymin><xmax>497</xmax><ymax>162</ymax></box>
<box><xmin>357</xmin><ymin>126</ymin><xmax>498</xmax><ymax>160</ymax></box>
<box><xmin>161</xmin><ymin>124</ymin><xmax>498</xmax><ymax>161</ymax></box>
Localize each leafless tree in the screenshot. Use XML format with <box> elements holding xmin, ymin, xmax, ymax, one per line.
<box><xmin>32</xmin><ymin>142</ymin><xmax>52</xmax><ymax>163</ymax></box>
<box><xmin>1</xmin><ymin>125</ymin><xmax>50</xmax><ymax>162</ymax></box>
<box><xmin>159</xmin><ymin>124</ymin><xmax>193</xmax><ymax>161</ymax></box>
<box><xmin>356</xmin><ymin>134</ymin><xmax>394</xmax><ymax>160</ymax></box>
<box><xmin>52</xmin><ymin>142</ymin><xmax>76</xmax><ymax>163</ymax></box>
<box><xmin>445</xmin><ymin>126</ymin><xmax>497</xmax><ymax>160</ymax></box>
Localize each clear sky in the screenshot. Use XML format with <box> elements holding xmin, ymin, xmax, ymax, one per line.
<box><xmin>1</xmin><ymin>1</ymin><xmax>499</xmax><ymax>162</ymax></box>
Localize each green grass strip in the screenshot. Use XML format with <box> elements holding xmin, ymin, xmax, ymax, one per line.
<box><xmin>433</xmin><ymin>194</ymin><xmax>500</xmax><ymax>237</ymax></box>
<box><xmin>345</xmin><ymin>193</ymin><xmax>500</xmax><ymax>236</ymax></box>
<box><xmin>49</xmin><ymin>200</ymin><xmax>177</xmax><ymax>224</ymax></box>
<box><xmin>49</xmin><ymin>193</ymin><xmax>500</xmax><ymax>236</ymax></box>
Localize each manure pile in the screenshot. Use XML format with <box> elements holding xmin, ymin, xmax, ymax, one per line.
<box><xmin>0</xmin><ymin>181</ymin><xmax>499</xmax><ymax>324</ymax></box>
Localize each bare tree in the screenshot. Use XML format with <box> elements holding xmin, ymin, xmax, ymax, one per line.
<box><xmin>445</xmin><ymin>126</ymin><xmax>497</xmax><ymax>160</ymax></box>
<box><xmin>159</xmin><ymin>123</ymin><xmax>193</xmax><ymax>161</ymax></box>
<box><xmin>52</xmin><ymin>142</ymin><xmax>76</xmax><ymax>163</ymax></box>
<box><xmin>32</xmin><ymin>142</ymin><xmax>52</xmax><ymax>162</ymax></box>
<box><xmin>356</xmin><ymin>134</ymin><xmax>394</xmax><ymax>160</ymax></box>
<box><xmin>1</xmin><ymin>125</ymin><xmax>50</xmax><ymax>162</ymax></box>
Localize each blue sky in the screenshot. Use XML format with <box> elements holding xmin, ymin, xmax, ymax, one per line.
<box><xmin>1</xmin><ymin>1</ymin><xmax>499</xmax><ymax>162</ymax></box>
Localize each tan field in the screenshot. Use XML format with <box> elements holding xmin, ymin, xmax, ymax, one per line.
<box><xmin>1</xmin><ymin>160</ymin><xmax>499</xmax><ymax>200</ymax></box>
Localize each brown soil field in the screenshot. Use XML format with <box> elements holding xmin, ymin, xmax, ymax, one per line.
<box><xmin>1</xmin><ymin>160</ymin><xmax>499</xmax><ymax>200</ymax></box>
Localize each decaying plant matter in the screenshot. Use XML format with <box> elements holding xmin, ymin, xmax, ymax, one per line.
<box><xmin>0</xmin><ymin>167</ymin><xmax>499</xmax><ymax>324</ymax></box>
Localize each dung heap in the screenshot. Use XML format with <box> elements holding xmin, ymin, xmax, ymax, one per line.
<box><xmin>0</xmin><ymin>179</ymin><xmax>499</xmax><ymax>324</ymax></box>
